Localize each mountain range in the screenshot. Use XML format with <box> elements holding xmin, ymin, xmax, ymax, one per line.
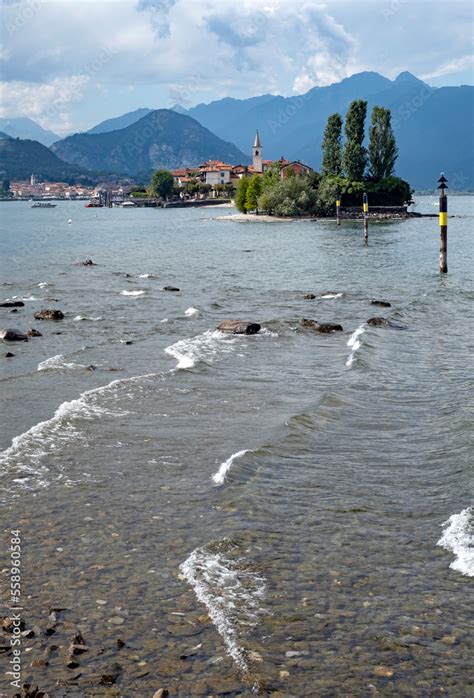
<box><xmin>51</xmin><ymin>110</ymin><xmax>249</xmax><ymax>177</ymax></box>
<box><xmin>0</xmin><ymin>135</ymin><xmax>92</xmax><ymax>182</ymax></box>
<box><xmin>3</xmin><ymin>71</ymin><xmax>473</xmax><ymax>188</ymax></box>
<box><xmin>0</xmin><ymin>117</ymin><xmax>60</xmax><ymax>146</ymax></box>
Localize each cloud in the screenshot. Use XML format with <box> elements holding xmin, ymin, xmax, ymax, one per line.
<box><xmin>421</xmin><ymin>54</ymin><xmax>474</xmax><ymax>81</ymax></box>
<box><xmin>0</xmin><ymin>0</ymin><xmax>472</xmax><ymax>133</ymax></box>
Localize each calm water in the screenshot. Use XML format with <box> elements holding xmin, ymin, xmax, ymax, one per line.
<box><xmin>0</xmin><ymin>197</ymin><xmax>473</xmax><ymax>696</ymax></box>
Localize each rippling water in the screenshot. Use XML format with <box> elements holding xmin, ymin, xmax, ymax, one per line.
<box><xmin>1</xmin><ymin>197</ymin><xmax>473</xmax><ymax>696</ymax></box>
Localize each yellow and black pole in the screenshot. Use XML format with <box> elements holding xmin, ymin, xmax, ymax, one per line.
<box><xmin>336</xmin><ymin>189</ymin><xmax>341</xmax><ymax>226</ymax></box>
<box><xmin>438</xmin><ymin>173</ymin><xmax>448</xmax><ymax>273</ymax></box>
<box><xmin>363</xmin><ymin>191</ymin><xmax>369</xmax><ymax>243</ymax></box>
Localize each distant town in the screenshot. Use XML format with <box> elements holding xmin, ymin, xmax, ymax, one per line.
<box><xmin>3</xmin><ymin>131</ymin><xmax>313</xmax><ymax>206</ymax></box>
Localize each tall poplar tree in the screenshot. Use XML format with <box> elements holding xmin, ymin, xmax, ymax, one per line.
<box><xmin>321</xmin><ymin>113</ymin><xmax>343</xmax><ymax>177</ymax></box>
<box><xmin>342</xmin><ymin>100</ymin><xmax>367</xmax><ymax>180</ymax></box>
<box><xmin>367</xmin><ymin>106</ymin><xmax>398</xmax><ymax>180</ymax></box>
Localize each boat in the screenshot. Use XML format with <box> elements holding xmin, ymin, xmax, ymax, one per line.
<box><xmin>85</xmin><ymin>197</ymin><xmax>103</xmax><ymax>208</ymax></box>
<box><xmin>122</xmin><ymin>200</ymin><xmax>136</xmax><ymax>207</ymax></box>
<box><xmin>31</xmin><ymin>202</ymin><xmax>56</xmax><ymax>208</ymax></box>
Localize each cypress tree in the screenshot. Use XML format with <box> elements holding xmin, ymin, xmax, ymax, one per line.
<box><xmin>342</xmin><ymin>100</ymin><xmax>367</xmax><ymax>180</ymax></box>
<box><xmin>321</xmin><ymin>113</ymin><xmax>343</xmax><ymax>177</ymax></box>
<box><xmin>368</xmin><ymin>106</ymin><xmax>398</xmax><ymax>180</ymax></box>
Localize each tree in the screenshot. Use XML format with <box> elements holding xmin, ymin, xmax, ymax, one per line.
<box><xmin>321</xmin><ymin>113</ymin><xmax>343</xmax><ymax>177</ymax></box>
<box><xmin>235</xmin><ymin>176</ymin><xmax>249</xmax><ymax>213</ymax></box>
<box><xmin>368</xmin><ymin>106</ymin><xmax>398</xmax><ymax>181</ymax></box>
<box><xmin>245</xmin><ymin>175</ymin><xmax>263</xmax><ymax>213</ymax></box>
<box><xmin>342</xmin><ymin>100</ymin><xmax>367</xmax><ymax>180</ymax></box>
<box><xmin>150</xmin><ymin>169</ymin><xmax>174</xmax><ymax>199</ymax></box>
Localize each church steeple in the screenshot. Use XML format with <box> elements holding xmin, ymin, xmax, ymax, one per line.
<box><xmin>252</xmin><ymin>129</ymin><xmax>263</xmax><ymax>173</ymax></box>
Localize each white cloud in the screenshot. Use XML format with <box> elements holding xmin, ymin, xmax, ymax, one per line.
<box><xmin>421</xmin><ymin>54</ymin><xmax>474</xmax><ymax>81</ymax></box>
<box><xmin>0</xmin><ymin>0</ymin><xmax>472</xmax><ymax>133</ymax></box>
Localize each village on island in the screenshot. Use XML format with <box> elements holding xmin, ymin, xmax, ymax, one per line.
<box><xmin>6</xmin><ymin>101</ymin><xmax>413</xmax><ymax>218</ymax></box>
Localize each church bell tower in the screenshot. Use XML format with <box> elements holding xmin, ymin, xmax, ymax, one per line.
<box><xmin>252</xmin><ymin>130</ymin><xmax>263</xmax><ymax>173</ymax></box>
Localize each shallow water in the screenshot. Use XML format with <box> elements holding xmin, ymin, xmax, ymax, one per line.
<box><xmin>0</xmin><ymin>197</ymin><xmax>473</xmax><ymax>696</ymax></box>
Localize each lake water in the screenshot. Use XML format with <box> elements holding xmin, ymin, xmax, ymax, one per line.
<box><xmin>0</xmin><ymin>196</ymin><xmax>473</xmax><ymax>696</ymax></box>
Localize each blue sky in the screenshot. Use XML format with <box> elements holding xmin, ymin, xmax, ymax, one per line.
<box><xmin>1</xmin><ymin>0</ymin><xmax>473</xmax><ymax>134</ymax></box>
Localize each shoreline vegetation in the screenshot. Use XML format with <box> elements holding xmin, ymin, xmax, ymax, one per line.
<box><xmin>233</xmin><ymin>100</ymin><xmax>413</xmax><ymax>219</ymax></box>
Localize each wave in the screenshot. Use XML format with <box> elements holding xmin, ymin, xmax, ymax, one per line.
<box><xmin>10</xmin><ymin>295</ymin><xmax>40</xmax><ymax>302</ymax></box>
<box><xmin>437</xmin><ymin>507</ymin><xmax>474</xmax><ymax>577</ymax></box>
<box><xmin>37</xmin><ymin>355</ymin><xmax>86</xmax><ymax>371</ymax></box>
<box><xmin>139</xmin><ymin>273</ymin><xmax>159</xmax><ymax>279</ymax></box>
<box><xmin>165</xmin><ymin>330</ymin><xmax>236</xmax><ymax>370</ymax></box>
<box><xmin>180</xmin><ymin>540</ymin><xmax>266</xmax><ymax>673</ymax></box>
<box><xmin>185</xmin><ymin>307</ymin><xmax>199</xmax><ymax>317</ymax></box>
<box><xmin>213</xmin><ymin>449</ymin><xmax>250</xmax><ymax>486</ymax></box>
<box><xmin>37</xmin><ymin>282</ymin><xmax>50</xmax><ymax>288</ymax></box>
<box><xmin>121</xmin><ymin>290</ymin><xmax>145</xmax><ymax>296</ymax></box>
<box><xmin>73</xmin><ymin>315</ymin><xmax>103</xmax><ymax>322</ymax></box>
<box><xmin>0</xmin><ymin>372</ymin><xmax>160</xmax><ymax>482</ymax></box>
<box><xmin>320</xmin><ymin>292</ymin><xmax>343</xmax><ymax>299</ymax></box>
<box><xmin>346</xmin><ymin>324</ymin><xmax>365</xmax><ymax>368</ymax></box>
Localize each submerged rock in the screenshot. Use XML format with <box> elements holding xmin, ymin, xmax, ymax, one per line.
<box><xmin>304</xmin><ymin>293</ymin><xmax>316</xmax><ymax>299</ymax></box>
<box><xmin>0</xmin><ymin>300</ymin><xmax>24</xmax><ymax>307</ymax></box>
<box><xmin>0</xmin><ymin>328</ymin><xmax>28</xmax><ymax>341</ymax></box>
<box><xmin>302</xmin><ymin>319</ymin><xmax>343</xmax><ymax>333</ymax></box>
<box><xmin>77</xmin><ymin>259</ymin><xmax>97</xmax><ymax>266</ymax></box>
<box><xmin>162</xmin><ymin>285</ymin><xmax>180</xmax><ymax>292</ymax></box>
<box><xmin>367</xmin><ymin>317</ymin><xmax>389</xmax><ymax>327</ymax></box>
<box><xmin>370</xmin><ymin>300</ymin><xmax>391</xmax><ymax>307</ymax></box>
<box><xmin>33</xmin><ymin>309</ymin><xmax>64</xmax><ymax>320</ymax></box>
<box><xmin>5</xmin><ymin>352</ymin><xmax>15</xmax><ymax>357</ymax></box>
<box><xmin>27</xmin><ymin>328</ymin><xmax>42</xmax><ymax>337</ymax></box>
<box><xmin>217</xmin><ymin>319</ymin><xmax>261</xmax><ymax>335</ymax></box>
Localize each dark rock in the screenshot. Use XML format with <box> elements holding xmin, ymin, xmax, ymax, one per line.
<box><xmin>370</xmin><ymin>300</ymin><xmax>391</xmax><ymax>307</ymax></box>
<box><xmin>5</xmin><ymin>352</ymin><xmax>15</xmax><ymax>357</ymax></box>
<box><xmin>86</xmin><ymin>365</ymin><xmax>96</xmax><ymax>371</ymax></box>
<box><xmin>10</xmin><ymin>308</ymin><xmax>19</xmax><ymax>313</ymax></box>
<box><xmin>0</xmin><ymin>300</ymin><xmax>24</xmax><ymax>307</ymax></box>
<box><xmin>162</xmin><ymin>286</ymin><xmax>180</xmax><ymax>292</ymax></box>
<box><xmin>367</xmin><ymin>317</ymin><xmax>389</xmax><ymax>327</ymax></box>
<box><xmin>27</xmin><ymin>328</ymin><xmax>42</xmax><ymax>337</ymax></box>
<box><xmin>302</xmin><ymin>319</ymin><xmax>343</xmax><ymax>333</ymax></box>
<box><xmin>78</xmin><ymin>259</ymin><xmax>96</xmax><ymax>266</ymax></box>
<box><xmin>0</xmin><ymin>328</ymin><xmax>28</xmax><ymax>341</ymax></box>
<box><xmin>31</xmin><ymin>657</ymin><xmax>49</xmax><ymax>668</ymax></box>
<box><xmin>116</xmin><ymin>639</ymin><xmax>126</xmax><ymax>649</ymax></box>
<box><xmin>69</xmin><ymin>643</ymin><xmax>88</xmax><ymax>655</ymax></box>
<box><xmin>217</xmin><ymin>319</ymin><xmax>261</xmax><ymax>335</ymax></box>
<box><xmin>98</xmin><ymin>663</ymin><xmax>122</xmax><ymax>685</ymax></box>
<box><xmin>304</xmin><ymin>293</ymin><xmax>316</xmax><ymax>299</ymax></box>
<box><xmin>33</xmin><ymin>309</ymin><xmax>64</xmax><ymax>320</ymax></box>
<box><xmin>153</xmin><ymin>690</ymin><xmax>169</xmax><ymax>698</ymax></box>
<box><xmin>65</xmin><ymin>653</ymin><xmax>80</xmax><ymax>669</ymax></box>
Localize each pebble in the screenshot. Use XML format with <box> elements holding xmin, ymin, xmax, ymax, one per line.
<box><xmin>373</xmin><ymin>665</ymin><xmax>394</xmax><ymax>677</ymax></box>
<box><xmin>108</xmin><ymin>616</ymin><xmax>125</xmax><ymax>625</ymax></box>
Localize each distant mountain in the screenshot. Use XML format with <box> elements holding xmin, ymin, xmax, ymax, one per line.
<box><xmin>0</xmin><ymin>117</ymin><xmax>60</xmax><ymax>146</ymax></box>
<box><xmin>0</xmin><ymin>131</ymin><xmax>11</xmax><ymax>139</ymax></box>
<box><xmin>0</xmin><ymin>137</ymin><xmax>92</xmax><ymax>182</ymax></box>
<box><xmin>184</xmin><ymin>72</ymin><xmax>474</xmax><ymax>190</ymax></box>
<box><xmin>87</xmin><ymin>108</ymin><xmax>153</xmax><ymax>135</ymax></box>
<box><xmin>52</xmin><ymin>109</ymin><xmax>249</xmax><ymax>176</ymax></box>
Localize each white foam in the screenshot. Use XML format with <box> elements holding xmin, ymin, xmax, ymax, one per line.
<box><xmin>139</xmin><ymin>273</ymin><xmax>158</xmax><ymax>279</ymax></box>
<box><xmin>0</xmin><ymin>373</ymin><xmax>159</xmax><ymax>476</ymax></box>
<box><xmin>180</xmin><ymin>543</ymin><xmax>266</xmax><ymax>672</ymax></box>
<box><xmin>185</xmin><ymin>307</ymin><xmax>199</xmax><ymax>317</ymax></box>
<box><xmin>213</xmin><ymin>450</ymin><xmax>249</xmax><ymax>486</ymax></box>
<box><xmin>37</xmin><ymin>282</ymin><xmax>50</xmax><ymax>288</ymax></box>
<box><xmin>346</xmin><ymin>324</ymin><xmax>365</xmax><ymax>368</ymax></box>
<box><xmin>437</xmin><ymin>507</ymin><xmax>474</xmax><ymax>577</ymax></box>
<box><xmin>37</xmin><ymin>355</ymin><xmax>85</xmax><ymax>371</ymax></box>
<box><xmin>11</xmin><ymin>295</ymin><xmax>40</xmax><ymax>302</ymax></box>
<box><xmin>73</xmin><ymin>315</ymin><xmax>102</xmax><ymax>321</ymax></box>
<box><xmin>121</xmin><ymin>290</ymin><xmax>145</xmax><ymax>296</ymax></box>
<box><xmin>165</xmin><ymin>330</ymin><xmax>235</xmax><ymax>370</ymax></box>
<box><xmin>321</xmin><ymin>293</ymin><xmax>343</xmax><ymax>299</ymax></box>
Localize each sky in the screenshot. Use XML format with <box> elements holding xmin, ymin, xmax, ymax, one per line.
<box><xmin>1</xmin><ymin>0</ymin><xmax>473</xmax><ymax>135</ymax></box>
